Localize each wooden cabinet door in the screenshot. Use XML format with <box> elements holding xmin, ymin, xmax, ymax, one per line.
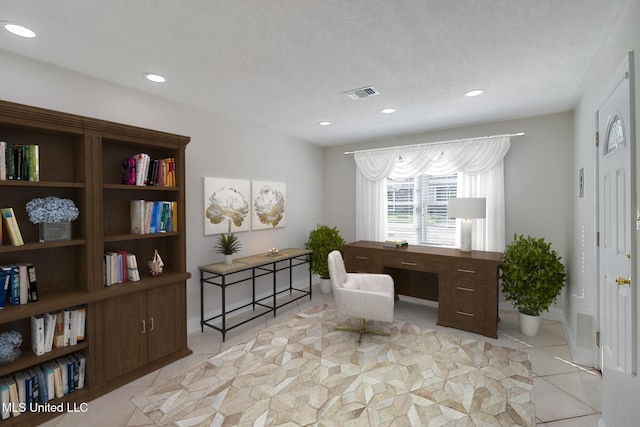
<box><xmin>100</xmin><ymin>292</ymin><xmax>147</xmax><ymax>381</ymax></box>
<box><xmin>147</xmin><ymin>283</ymin><xmax>186</xmax><ymax>363</ymax></box>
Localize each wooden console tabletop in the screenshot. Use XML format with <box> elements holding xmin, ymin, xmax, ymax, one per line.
<box><xmin>344</xmin><ymin>241</ymin><xmax>503</xmax><ymax>338</ymax></box>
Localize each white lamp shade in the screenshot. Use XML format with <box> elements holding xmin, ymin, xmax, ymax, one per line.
<box><xmin>448</xmin><ymin>198</ymin><xmax>486</xmax><ymax>219</ymax></box>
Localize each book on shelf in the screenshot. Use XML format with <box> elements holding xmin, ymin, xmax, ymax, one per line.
<box><xmin>1</xmin><ymin>207</ymin><xmax>24</xmax><ymax>246</ymax></box>
<box><xmin>31</xmin><ymin>314</ymin><xmax>45</xmax><ymax>356</ymax></box>
<box><xmin>43</xmin><ymin>311</ymin><xmax>57</xmax><ymax>353</ymax></box>
<box><xmin>16</xmin><ymin>263</ymin><xmax>29</xmax><ymax>305</ymax></box>
<box><xmin>0</xmin><ymin>141</ymin><xmax>6</xmax><ymax>180</ymax></box>
<box><xmin>7</xmin><ymin>264</ymin><xmax>20</xmax><ymax>306</ymax></box>
<box><xmin>53</xmin><ymin>309</ymin><xmax>69</xmax><ymax>349</ymax></box>
<box><xmin>126</xmin><ymin>253</ymin><xmax>140</xmax><ymax>281</ymax></box>
<box><xmin>383</xmin><ymin>239</ymin><xmax>409</xmax><ymax>248</ymax></box>
<box><xmin>130</xmin><ymin>200</ymin><xmax>145</xmax><ymax>234</ymax></box>
<box><xmin>0</xmin><ymin>377</ymin><xmax>9</xmax><ymax>419</ymax></box>
<box><xmin>26</xmin><ymin>262</ymin><xmax>38</xmax><ymax>302</ymax></box>
<box><xmin>121</xmin><ymin>157</ymin><xmax>136</xmax><ymax>185</ymax></box>
<box><xmin>0</xmin><ymin>265</ymin><xmax>11</xmax><ymax>309</ymax></box>
<box><xmin>13</xmin><ymin>371</ymin><xmax>28</xmax><ymax>409</ymax></box>
<box><xmin>33</xmin><ymin>366</ymin><xmax>48</xmax><ymax>403</ymax></box>
<box><xmin>4</xmin><ymin>376</ymin><xmax>20</xmax><ymax>417</ymax></box>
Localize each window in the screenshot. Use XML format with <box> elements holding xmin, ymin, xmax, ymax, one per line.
<box><xmin>387</xmin><ymin>174</ymin><xmax>457</xmax><ymax>247</ymax></box>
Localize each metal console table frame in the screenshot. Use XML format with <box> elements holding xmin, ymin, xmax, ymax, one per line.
<box><xmin>199</xmin><ymin>248</ymin><xmax>313</xmax><ymax>341</ymax></box>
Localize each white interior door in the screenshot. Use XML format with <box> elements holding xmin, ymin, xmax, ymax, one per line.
<box><xmin>598</xmin><ymin>63</ymin><xmax>633</xmax><ymax>375</ymax></box>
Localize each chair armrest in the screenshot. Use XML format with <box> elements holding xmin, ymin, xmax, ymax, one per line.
<box><xmin>349</xmin><ymin>273</ymin><xmax>394</xmax><ymax>293</ymax></box>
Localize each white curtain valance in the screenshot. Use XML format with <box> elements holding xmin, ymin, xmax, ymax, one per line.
<box><xmin>354</xmin><ymin>136</ymin><xmax>511</xmax><ymax>179</ymax></box>
<box><xmin>354</xmin><ymin>135</ymin><xmax>512</xmax><ymax>250</ymax></box>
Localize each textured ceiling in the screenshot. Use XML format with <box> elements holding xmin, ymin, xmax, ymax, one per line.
<box><xmin>0</xmin><ymin>0</ymin><xmax>627</xmax><ymax>146</ymax></box>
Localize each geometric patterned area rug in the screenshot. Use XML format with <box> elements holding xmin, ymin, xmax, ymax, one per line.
<box><xmin>132</xmin><ymin>303</ymin><xmax>535</xmax><ymax>426</ymax></box>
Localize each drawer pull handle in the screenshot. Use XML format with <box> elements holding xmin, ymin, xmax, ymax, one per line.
<box><xmin>456</xmin><ymin>286</ymin><xmax>476</xmax><ymax>292</ymax></box>
<box><xmin>457</xmin><ymin>268</ymin><xmax>476</xmax><ymax>274</ymax></box>
<box><xmin>401</xmin><ymin>261</ymin><xmax>418</xmax><ymax>266</ymax></box>
<box><xmin>355</xmin><ymin>256</ymin><xmax>369</xmax><ymax>260</ymax></box>
<box><xmin>456</xmin><ymin>311</ymin><xmax>475</xmax><ymax>317</ymax></box>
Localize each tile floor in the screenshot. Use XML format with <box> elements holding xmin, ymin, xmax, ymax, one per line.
<box><xmin>41</xmin><ymin>286</ymin><xmax>602</xmax><ymax>426</ymax></box>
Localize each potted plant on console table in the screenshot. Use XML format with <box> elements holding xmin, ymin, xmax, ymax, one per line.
<box><xmin>500</xmin><ymin>234</ymin><xmax>566</xmax><ymax>336</ymax></box>
<box><xmin>305</xmin><ymin>224</ymin><xmax>346</xmax><ymax>294</ymax></box>
<box><xmin>215</xmin><ymin>232</ymin><xmax>242</xmax><ymax>265</ymax></box>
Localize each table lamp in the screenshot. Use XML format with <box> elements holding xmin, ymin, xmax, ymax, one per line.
<box><xmin>448</xmin><ymin>197</ymin><xmax>486</xmax><ymax>252</ymax></box>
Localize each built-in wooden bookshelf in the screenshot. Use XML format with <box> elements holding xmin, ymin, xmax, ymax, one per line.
<box><xmin>0</xmin><ymin>100</ymin><xmax>191</xmax><ymax>426</ymax></box>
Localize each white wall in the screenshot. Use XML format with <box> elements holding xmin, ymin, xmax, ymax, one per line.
<box><xmin>572</xmin><ymin>0</ymin><xmax>640</xmax><ymax>425</ymax></box>
<box><xmin>0</xmin><ymin>50</ymin><xmax>324</xmax><ymax>334</ymax></box>
<box><xmin>323</xmin><ymin>112</ymin><xmax>574</xmax><ymax>309</ymax></box>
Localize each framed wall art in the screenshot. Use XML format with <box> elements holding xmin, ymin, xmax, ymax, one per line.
<box><xmin>251</xmin><ymin>180</ymin><xmax>286</xmax><ymax>230</ymax></box>
<box><xmin>204</xmin><ymin>177</ymin><xmax>251</xmax><ymax>235</ymax></box>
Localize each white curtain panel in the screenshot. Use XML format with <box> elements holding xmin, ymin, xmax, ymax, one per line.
<box><xmin>354</xmin><ymin>136</ymin><xmax>510</xmax><ymax>251</ymax></box>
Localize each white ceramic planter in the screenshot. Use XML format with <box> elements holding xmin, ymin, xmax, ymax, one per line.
<box><xmin>320</xmin><ymin>278</ymin><xmax>332</xmax><ymax>294</ymax></box>
<box><xmin>518</xmin><ymin>311</ymin><xmax>541</xmax><ymax>336</ymax></box>
<box><xmin>224</xmin><ymin>254</ymin><xmax>233</xmax><ymax>265</ymax></box>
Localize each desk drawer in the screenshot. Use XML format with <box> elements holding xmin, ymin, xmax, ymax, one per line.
<box><xmin>383</xmin><ymin>252</ymin><xmax>426</xmax><ymax>272</ymax></box>
<box><xmin>344</xmin><ymin>249</ymin><xmax>382</xmax><ymax>273</ymax></box>
<box><xmin>450</xmin><ymin>259</ymin><xmax>499</xmax><ymax>283</ymax></box>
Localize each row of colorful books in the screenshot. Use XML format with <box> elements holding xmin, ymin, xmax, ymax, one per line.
<box><xmin>0</xmin><ymin>353</ymin><xmax>86</xmax><ymax>419</ymax></box>
<box><xmin>103</xmin><ymin>251</ymin><xmax>140</xmax><ymax>286</ymax></box>
<box><xmin>0</xmin><ymin>142</ymin><xmax>39</xmax><ymax>182</ymax></box>
<box><xmin>130</xmin><ymin>200</ymin><xmax>177</xmax><ymax>234</ymax></box>
<box><xmin>1</xmin><ymin>207</ymin><xmax>24</xmax><ymax>246</ymax></box>
<box><xmin>31</xmin><ymin>306</ymin><xmax>86</xmax><ymax>356</ymax></box>
<box><xmin>0</xmin><ymin>263</ymin><xmax>38</xmax><ymax>309</ymax></box>
<box><xmin>122</xmin><ymin>154</ymin><xmax>176</xmax><ymax>187</ymax></box>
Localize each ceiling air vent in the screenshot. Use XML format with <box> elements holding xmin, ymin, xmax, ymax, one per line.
<box><xmin>344</xmin><ymin>85</ymin><xmax>380</xmax><ymax>100</ymax></box>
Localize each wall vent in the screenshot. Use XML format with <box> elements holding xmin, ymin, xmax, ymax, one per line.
<box><xmin>344</xmin><ymin>85</ymin><xmax>380</xmax><ymax>100</ymax></box>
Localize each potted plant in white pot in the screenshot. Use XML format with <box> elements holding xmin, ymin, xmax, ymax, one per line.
<box><xmin>304</xmin><ymin>224</ymin><xmax>346</xmax><ymax>294</ymax></box>
<box><xmin>500</xmin><ymin>234</ymin><xmax>566</xmax><ymax>336</ymax></box>
<box><xmin>215</xmin><ymin>232</ymin><xmax>242</xmax><ymax>265</ymax></box>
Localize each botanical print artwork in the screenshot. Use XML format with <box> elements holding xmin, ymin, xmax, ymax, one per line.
<box><xmin>252</xmin><ymin>181</ymin><xmax>286</xmax><ymax>230</ymax></box>
<box><xmin>204</xmin><ymin>177</ymin><xmax>251</xmax><ymax>235</ymax></box>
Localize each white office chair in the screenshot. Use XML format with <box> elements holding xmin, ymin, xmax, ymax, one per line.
<box><xmin>327</xmin><ymin>250</ymin><xmax>395</xmax><ymax>343</ymax></box>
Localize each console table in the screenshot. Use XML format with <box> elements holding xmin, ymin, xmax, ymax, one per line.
<box><xmin>343</xmin><ymin>241</ymin><xmax>503</xmax><ymax>338</ymax></box>
<box><xmin>199</xmin><ymin>248</ymin><xmax>313</xmax><ymax>341</ymax></box>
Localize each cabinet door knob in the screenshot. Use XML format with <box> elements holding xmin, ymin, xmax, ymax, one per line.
<box><xmin>456</xmin><ymin>268</ymin><xmax>476</xmax><ymax>274</ymax></box>
<box><xmin>141</xmin><ymin>319</ymin><xmax>146</xmax><ymax>334</ymax></box>
<box><xmin>401</xmin><ymin>261</ymin><xmax>418</xmax><ymax>266</ymax></box>
<box><xmin>150</xmin><ymin>317</ymin><xmax>155</xmax><ymax>332</ymax></box>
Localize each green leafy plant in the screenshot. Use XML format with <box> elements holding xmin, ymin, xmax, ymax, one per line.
<box><xmin>500</xmin><ymin>234</ymin><xmax>566</xmax><ymax>316</ymax></box>
<box><xmin>215</xmin><ymin>232</ymin><xmax>242</xmax><ymax>255</ymax></box>
<box><xmin>305</xmin><ymin>224</ymin><xmax>346</xmax><ymax>279</ymax></box>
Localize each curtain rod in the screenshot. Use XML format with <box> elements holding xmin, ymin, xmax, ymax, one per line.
<box><xmin>343</xmin><ymin>132</ymin><xmax>524</xmax><ymax>155</ymax></box>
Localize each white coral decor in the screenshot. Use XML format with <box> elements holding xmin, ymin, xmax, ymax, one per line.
<box><xmin>26</xmin><ymin>196</ymin><xmax>79</xmax><ymax>224</ymax></box>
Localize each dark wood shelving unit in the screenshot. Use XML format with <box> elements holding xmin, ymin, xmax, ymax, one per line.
<box><xmin>0</xmin><ymin>100</ymin><xmax>191</xmax><ymax>426</ymax></box>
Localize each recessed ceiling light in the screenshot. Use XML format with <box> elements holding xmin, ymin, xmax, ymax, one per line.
<box><xmin>319</xmin><ymin>121</ymin><xmax>331</xmax><ymax>126</ymax></box>
<box><xmin>3</xmin><ymin>22</ymin><xmax>36</xmax><ymax>38</ymax></box>
<box><xmin>145</xmin><ymin>73</ymin><xmax>166</xmax><ymax>83</ymax></box>
<box><xmin>464</xmin><ymin>89</ymin><xmax>485</xmax><ymax>97</ymax></box>
<box><xmin>381</xmin><ymin>108</ymin><xmax>396</xmax><ymax>114</ymax></box>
